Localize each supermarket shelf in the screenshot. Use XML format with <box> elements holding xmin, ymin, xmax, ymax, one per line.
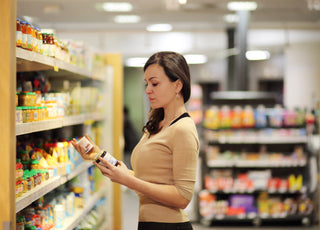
<box><xmin>16</xmin><ymin>112</ymin><xmax>104</xmax><ymax>135</ymax></box>
<box><xmin>210</xmin><ymin>136</ymin><xmax>308</xmax><ymax>144</ymax></box>
<box><xmin>61</xmin><ymin>188</ymin><xmax>106</xmax><ymax>230</ymax></box>
<box><xmin>200</xmin><ymin>213</ymin><xmax>312</xmax><ymax>224</ymax></box>
<box><xmin>16</xmin><ymin>47</ymin><xmax>103</xmax><ymax>81</ymax></box>
<box><xmin>206</xmin><ymin>186</ymin><xmax>307</xmax><ymax>194</ymax></box>
<box><xmin>16</xmin><ymin>161</ymin><xmax>92</xmax><ymax>213</ymax></box>
<box><xmin>207</xmin><ymin>159</ymin><xmax>307</xmax><ymax>168</ymax></box>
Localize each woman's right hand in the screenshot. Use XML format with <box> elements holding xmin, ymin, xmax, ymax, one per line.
<box><xmin>70</xmin><ymin>134</ymin><xmax>101</xmax><ymax>161</ymax></box>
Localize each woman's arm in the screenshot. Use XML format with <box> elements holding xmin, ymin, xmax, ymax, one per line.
<box><xmin>94</xmin><ymin>158</ymin><xmax>190</xmax><ymax>209</ymax></box>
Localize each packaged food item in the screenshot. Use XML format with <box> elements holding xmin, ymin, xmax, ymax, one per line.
<box><xmin>231</xmin><ymin>106</ymin><xmax>242</xmax><ymax>129</ymax></box>
<box><xmin>254</xmin><ymin>104</ymin><xmax>267</xmax><ymax>128</ymax></box>
<box><xmin>21</xmin><ymin>21</ymin><xmax>27</xmax><ymax>49</ymax></box>
<box><xmin>77</xmin><ymin>136</ymin><xmax>94</xmax><ymax>154</ymax></box>
<box><xmin>219</xmin><ymin>105</ymin><xmax>232</xmax><ymax>129</ymax></box>
<box><xmin>16</xmin><ymin>18</ymin><xmax>22</xmax><ymax>47</ymax></box>
<box><xmin>26</xmin><ymin>22</ymin><xmax>33</xmax><ymax>51</ymax></box>
<box><xmin>242</xmin><ymin>105</ymin><xmax>255</xmax><ymax>128</ymax></box>
<box><xmin>95</xmin><ymin>150</ymin><xmax>119</xmax><ymax>167</ymax></box>
<box><xmin>16</xmin><ymin>106</ymin><xmax>23</xmax><ymax>123</ymax></box>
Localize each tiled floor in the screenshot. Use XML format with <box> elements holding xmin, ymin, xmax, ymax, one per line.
<box><xmin>122</xmin><ymin>187</ymin><xmax>318</xmax><ymax>230</ymax></box>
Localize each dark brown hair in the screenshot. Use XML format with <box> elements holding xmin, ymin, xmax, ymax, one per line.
<box><xmin>142</xmin><ymin>51</ymin><xmax>191</xmax><ymax>135</ymax></box>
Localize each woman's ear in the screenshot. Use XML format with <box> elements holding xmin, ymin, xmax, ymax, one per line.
<box><xmin>175</xmin><ymin>79</ymin><xmax>183</xmax><ymax>93</ymax></box>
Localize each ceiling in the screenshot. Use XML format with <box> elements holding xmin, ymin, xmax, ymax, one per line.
<box><xmin>17</xmin><ymin>0</ymin><xmax>320</xmax><ymax>60</ymax></box>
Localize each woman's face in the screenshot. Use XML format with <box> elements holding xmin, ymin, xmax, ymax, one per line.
<box><xmin>144</xmin><ymin>64</ymin><xmax>178</xmax><ymax>109</ymax></box>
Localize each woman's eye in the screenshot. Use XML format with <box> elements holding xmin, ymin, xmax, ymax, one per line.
<box><xmin>152</xmin><ymin>83</ymin><xmax>158</xmax><ymax>87</ymax></box>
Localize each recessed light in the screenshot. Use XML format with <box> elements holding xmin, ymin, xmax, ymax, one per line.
<box><xmin>114</xmin><ymin>15</ymin><xmax>141</xmax><ymax>24</ymax></box>
<box><xmin>227</xmin><ymin>1</ymin><xmax>257</xmax><ymax>11</ymax></box>
<box><xmin>97</xmin><ymin>2</ymin><xmax>133</xmax><ymax>12</ymax></box>
<box><xmin>146</xmin><ymin>24</ymin><xmax>172</xmax><ymax>32</ymax></box>
<box><xmin>246</xmin><ymin>50</ymin><xmax>270</xmax><ymax>60</ymax></box>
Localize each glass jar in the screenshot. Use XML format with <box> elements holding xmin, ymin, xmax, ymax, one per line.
<box><xmin>37</xmin><ymin>28</ymin><xmax>43</xmax><ymax>54</ymax></box>
<box><xmin>18</xmin><ymin>91</ymin><xmax>29</xmax><ymax>106</ymax></box>
<box><xmin>16</xmin><ymin>18</ymin><xmax>22</xmax><ymax>47</ymax></box>
<box><xmin>42</xmin><ymin>33</ymin><xmax>48</xmax><ymax>56</ymax></box>
<box><xmin>33</xmin><ymin>107</ymin><xmax>39</xmax><ymax>122</ymax></box>
<box><xmin>29</xmin><ymin>92</ymin><xmax>36</xmax><ymax>106</ymax></box>
<box><xmin>32</xmin><ymin>26</ymin><xmax>37</xmax><ymax>52</ymax></box>
<box><xmin>26</xmin><ymin>22</ymin><xmax>33</xmax><ymax>51</ymax></box>
<box><xmin>21</xmin><ymin>21</ymin><xmax>27</xmax><ymax>49</ymax></box>
<box><xmin>16</xmin><ymin>106</ymin><xmax>23</xmax><ymax>124</ymax></box>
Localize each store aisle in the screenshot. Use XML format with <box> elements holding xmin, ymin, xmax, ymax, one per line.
<box><xmin>122</xmin><ymin>188</ymin><xmax>318</xmax><ymax>230</ymax></box>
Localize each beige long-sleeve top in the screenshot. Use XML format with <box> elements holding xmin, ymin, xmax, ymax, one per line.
<box><xmin>131</xmin><ymin>114</ymin><xmax>199</xmax><ymax>223</ymax></box>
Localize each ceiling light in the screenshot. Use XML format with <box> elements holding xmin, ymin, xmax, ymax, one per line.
<box><xmin>99</xmin><ymin>2</ymin><xmax>133</xmax><ymax>12</ymax></box>
<box><xmin>227</xmin><ymin>1</ymin><xmax>257</xmax><ymax>11</ymax></box>
<box><xmin>125</xmin><ymin>57</ymin><xmax>148</xmax><ymax>67</ymax></box>
<box><xmin>43</xmin><ymin>4</ymin><xmax>61</xmax><ymax>14</ymax></box>
<box><xmin>246</xmin><ymin>50</ymin><xmax>270</xmax><ymax>60</ymax></box>
<box><xmin>184</xmin><ymin>54</ymin><xmax>207</xmax><ymax>64</ymax></box>
<box><xmin>179</xmin><ymin>0</ymin><xmax>187</xmax><ymax>4</ymax></box>
<box><xmin>223</xmin><ymin>14</ymin><xmax>239</xmax><ymax>23</ymax></box>
<box><xmin>146</xmin><ymin>24</ymin><xmax>172</xmax><ymax>32</ymax></box>
<box><xmin>114</xmin><ymin>15</ymin><xmax>141</xmax><ymax>23</ymax></box>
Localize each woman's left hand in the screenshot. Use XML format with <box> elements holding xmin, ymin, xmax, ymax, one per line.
<box><xmin>93</xmin><ymin>157</ymin><xmax>133</xmax><ymax>185</ymax></box>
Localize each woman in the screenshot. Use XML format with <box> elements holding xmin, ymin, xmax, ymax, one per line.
<box><xmin>71</xmin><ymin>51</ymin><xmax>199</xmax><ymax>230</ymax></box>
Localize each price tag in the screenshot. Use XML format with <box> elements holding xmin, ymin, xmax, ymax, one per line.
<box><xmin>54</xmin><ymin>66</ymin><xmax>59</xmax><ymax>72</ymax></box>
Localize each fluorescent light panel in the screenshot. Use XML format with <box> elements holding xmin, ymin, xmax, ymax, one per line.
<box><xmin>125</xmin><ymin>57</ymin><xmax>148</xmax><ymax>67</ymax></box>
<box><xmin>246</xmin><ymin>50</ymin><xmax>270</xmax><ymax>60</ymax></box>
<box><xmin>184</xmin><ymin>54</ymin><xmax>207</xmax><ymax>64</ymax></box>
<box><xmin>146</xmin><ymin>24</ymin><xmax>172</xmax><ymax>32</ymax></box>
<box><xmin>224</xmin><ymin>14</ymin><xmax>239</xmax><ymax>23</ymax></box>
<box><xmin>227</xmin><ymin>1</ymin><xmax>257</xmax><ymax>11</ymax></box>
<box><xmin>114</xmin><ymin>15</ymin><xmax>141</xmax><ymax>23</ymax></box>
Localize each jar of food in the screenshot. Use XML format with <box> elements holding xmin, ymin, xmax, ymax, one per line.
<box><xmin>32</xmin><ymin>26</ymin><xmax>38</xmax><ymax>52</ymax></box>
<box><xmin>95</xmin><ymin>150</ymin><xmax>119</xmax><ymax>167</ymax></box>
<box><xmin>18</xmin><ymin>91</ymin><xmax>29</xmax><ymax>106</ymax></box>
<box><xmin>26</xmin><ymin>22</ymin><xmax>33</xmax><ymax>51</ymax></box>
<box><xmin>77</xmin><ymin>136</ymin><xmax>94</xmax><ymax>154</ymax></box>
<box><xmin>21</xmin><ymin>21</ymin><xmax>27</xmax><ymax>49</ymax></box>
<box><xmin>29</xmin><ymin>92</ymin><xmax>36</xmax><ymax>106</ymax></box>
<box><xmin>33</xmin><ymin>107</ymin><xmax>39</xmax><ymax>122</ymax></box>
<box><xmin>16</xmin><ymin>180</ymin><xmax>23</xmax><ymax>197</ymax></box>
<box><xmin>16</xmin><ymin>106</ymin><xmax>23</xmax><ymax>124</ymax></box>
<box><xmin>30</xmin><ymin>159</ymin><xmax>39</xmax><ymax>170</ymax></box>
<box><xmin>37</xmin><ymin>29</ymin><xmax>43</xmax><ymax>54</ymax></box>
<box><xmin>42</xmin><ymin>33</ymin><xmax>48</xmax><ymax>56</ymax></box>
<box><xmin>16</xmin><ymin>215</ymin><xmax>25</xmax><ymax>230</ymax></box>
<box><xmin>16</xmin><ymin>18</ymin><xmax>22</xmax><ymax>47</ymax></box>
<box><xmin>35</xmin><ymin>91</ymin><xmax>41</xmax><ymax>106</ymax></box>
<box><xmin>22</xmin><ymin>174</ymin><xmax>28</xmax><ymax>193</ymax></box>
<box><xmin>16</xmin><ymin>159</ymin><xmax>23</xmax><ymax>182</ymax></box>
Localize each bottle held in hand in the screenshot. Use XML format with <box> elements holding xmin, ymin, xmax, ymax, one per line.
<box><xmin>77</xmin><ymin>136</ymin><xmax>94</xmax><ymax>154</ymax></box>
<box><xmin>95</xmin><ymin>150</ymin><xmax>119</xmax><ymax>167</ymax></box>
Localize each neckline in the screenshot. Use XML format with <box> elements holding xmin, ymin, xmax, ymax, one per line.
<box><xmin>169</xmin><ymin>112</ymin><xmax>190</xmax><ymax>126</ymax></box>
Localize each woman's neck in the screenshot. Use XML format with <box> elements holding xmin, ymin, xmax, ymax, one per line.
<box><xmin>161</xmin><ymin>105</ymin><xmax>186</xmax><ymax>128</ymax></box>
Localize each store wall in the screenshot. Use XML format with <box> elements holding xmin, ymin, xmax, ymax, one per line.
<box><xmin>284</xmin><ymin>42</ymin><xmax>320</xmax><ymax>110</ymax></box>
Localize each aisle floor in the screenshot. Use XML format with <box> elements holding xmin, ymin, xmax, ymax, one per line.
<box><xmin>121</xmin><ymin>187</ymin><xmax>318</xmax><ymax>230</ymax></box>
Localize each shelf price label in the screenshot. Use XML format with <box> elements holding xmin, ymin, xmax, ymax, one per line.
<box><xmin>54</xmin><ymin>65</ymin><xmax>59</xmax><ymax>72</ymax></box>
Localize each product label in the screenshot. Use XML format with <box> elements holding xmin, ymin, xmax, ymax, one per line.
<box><xmin>100</xmin><ymin>152</ymin><xmax>117</xmax><ymax>166</ymax></box>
